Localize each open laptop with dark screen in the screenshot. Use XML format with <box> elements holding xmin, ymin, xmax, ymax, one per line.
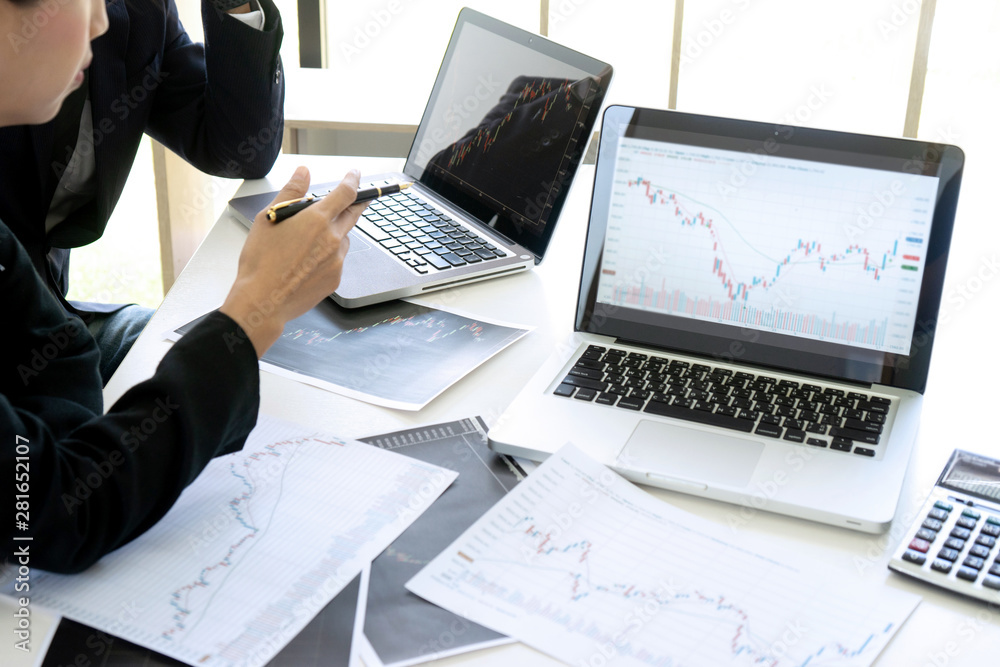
<box><xmin>230</xmin><ymin>8</ymin><xmax>612</xmax><ymax>307</ymax></box>
<box><xmin>489</xmin><ymin>105</ymin><xmax>964</xmax><ymax>533</ymax></box>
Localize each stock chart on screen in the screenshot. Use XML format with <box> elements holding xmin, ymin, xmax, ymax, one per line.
<box><xmin>596</xmin><ymin>138</ymin><xmax>940</xmax><ymax>354</ymax></box>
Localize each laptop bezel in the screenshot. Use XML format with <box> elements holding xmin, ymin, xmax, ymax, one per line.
<box><xmin>575</xmin><ymin>105</ymin><xmax>964</xmax><ymax>393</ymax></box>
<box><xmin>400</xmin><ymin>7</ymin><xmax>613</xmax><ymax>264</ymax></box>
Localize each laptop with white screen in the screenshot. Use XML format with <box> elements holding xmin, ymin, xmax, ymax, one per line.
<box><xmin>230</xmin><ymin>8</ymin><xmax>612</xmax><ymax>307</ymax></box>
<box><xmin>489</xmin><ymin>105</ymin><xmax>964</xmax><ymax>533</ymax></box>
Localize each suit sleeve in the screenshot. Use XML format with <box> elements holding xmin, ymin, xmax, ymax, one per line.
<box><xmin>1</xmin><ymin>222</ymin><xmax>261</xmax><ymax>573</ymax></box>
<box><xmin>144</xmin><ymin>0</ymin><xmax>285</xmax><ymax>179</ymax></box>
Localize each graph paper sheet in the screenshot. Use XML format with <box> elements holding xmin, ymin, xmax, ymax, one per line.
<box><xmin>24</xmin><ymin>415</ymin><xmax>457</xmax><ymax>667</ymax></box>
<box><xmin>406</xmin><ymin>444</ymin><xmax>920</xmax><ymax>667</ymax></box>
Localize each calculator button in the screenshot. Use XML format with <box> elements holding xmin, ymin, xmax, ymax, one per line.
<box><xmin>987</xmin><ymin>515</ymin><xmax>1000</xmax><ymax>526</ymax></box>
<box><xmin>929</xmin><ymin>508</ymin><xmax>950</xmax><ymax>521</ymax></box>
<box><xmin>970</xmin><ymin>545</ymin><xmax>991</xmax><ymax>560</ymax></box>
<box><xmin>916</xmin><ymin>528</ymin><xmax>938</xmax><ymax>542</ymax></box>
<box><xmin>902</xmin><ymin>550</ymin><xmax>927</xmax><ymax>566</ymax></box>
<box><xmin>944</xmin><ymin>537</ymin><xmax>966</xmax><ymax>551</ymax></box>
<box><xmin>982</xmin><ymin>524</ymin><xmax>1000</xmax><ymax>538</ymax></box>
<box><xmin>976</xmin><ymin>535</ymin><xmax>997</xmax><ymax>548</ymax></box>
<box><xmin>931</xmin><ymin>559</ymin><xmax>954</xmax><ymax>573</ymax></box>
<box><xmin>908</xmin><ymin>537</ymin><xmax>931</xmax><ymax>553</ymax></box>
<box><xmin>956</xmin><ymin>517</ymin><xmax>978</xmax><ymax>530</ymax></box>
<box><xmin>950</xmin><ymin>527</ymin><xmax>972</xmax><ymax>540</ymax></box>
<box><xmin>962</xmin><ymin>509</ymin><xmax>981</xmax><ymax>520</ymax></box>
<box><xmin>984</xmin><ymin>576</ymin><xmax>1000</xmax><ymax>591</ymax></box>
<box><xmin>990</xmin><ymin>564</ymin><xmax>1000</xmax><ymax>577</ymax></box>
<box><xmin>922</xmin><ymin>518</ymin><xmax>944</xmax><ymax>531</ymax></box>
<box><xmin>934</xmin><ymin>500</ymin><xmax>954</xmax><ymax>512</ymax></box>
<box><xmin>963</xmin><ymin>556</ymin><xmax>985</xmax><ymax>570</ymax></box>
<box><xmin>956</xmin><ymin>566</ymin><xmax>980</xmax><ymax>582</ymax></box>
<box><xmin>938</xmin><ymin>547</ymin><xmax>960</xmax><ymax>561</ymax></box>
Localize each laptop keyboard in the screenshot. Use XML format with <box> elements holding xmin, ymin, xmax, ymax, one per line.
<box><xmin>555</xmin><ymin>345</ymin><xmax>892</xmax><ymax>458</ymax></box>
<box><xmin>350</xmin><ymin>190</ymin><xmax>509</xmax><ymax>273</ymax></box>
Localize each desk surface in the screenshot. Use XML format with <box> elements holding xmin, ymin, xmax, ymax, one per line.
<box><xmin>103</xmin><ymin>155</ymin><xmax>1000</xmax><ymax>666</ymax></box>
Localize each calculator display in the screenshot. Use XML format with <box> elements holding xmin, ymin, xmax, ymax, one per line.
<box><xmin>938</xmin><ymin>450</ymin><xmax>1000</xmax><ymax>504</ymax></box>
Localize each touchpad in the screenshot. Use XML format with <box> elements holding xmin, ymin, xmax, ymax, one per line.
<box><xmin>616</xmin><ymin>420</ymin><xmax>764</xmax><ymax>489</ymax></box>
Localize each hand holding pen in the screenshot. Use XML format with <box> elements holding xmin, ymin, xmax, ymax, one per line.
<box><xmin>266</xmin><ymin>182</ymin><xmax>413</xmax><ymax>223</ymax></box>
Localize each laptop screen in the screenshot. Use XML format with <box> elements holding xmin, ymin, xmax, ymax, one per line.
<box><xmin>577</xmin><ymin>106</ymin><xmax>964</xmax><ymax>392</ymax></box>
<box><xmin>404</xmin><ymin>9</ymin><xmax>613</xmax><ymax>262</ymax></box>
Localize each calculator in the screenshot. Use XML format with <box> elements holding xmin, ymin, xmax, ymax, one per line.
<box><xmin>888</xmin><ymin>449</ymin><xmax>1000</xmax><ymax>602</ymax></box>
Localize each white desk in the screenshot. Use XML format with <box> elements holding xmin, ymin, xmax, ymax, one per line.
<box><xmin>105</xmin><ymin>155</ymin><xmax>1000</xmax><ymax>666</ymax></box>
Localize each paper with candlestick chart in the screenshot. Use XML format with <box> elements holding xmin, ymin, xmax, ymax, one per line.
<box><xmin>172</xmin><ymin>298</ymin><xmax>532</xmax><ymax>411</ymax></box>
<box><xmin>17</xmin><ymin>415</ymin><xmax>458</xmax><ymax>667</ymax></box>
<box><xmin>406</xmin><ymin>444</ymin><xmax>920</xmax><ymax>667</ymax></box>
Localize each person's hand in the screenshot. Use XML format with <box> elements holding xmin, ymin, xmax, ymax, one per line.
<box><xmin>220</xmin><ymin>166</ymin><xmax>365</xmax><ymax>357</ymax></box>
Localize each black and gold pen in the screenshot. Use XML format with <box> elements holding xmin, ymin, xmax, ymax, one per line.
<box><xmin>265</xmin><ymin>182</ymin><xmax>413</xmax><ymax>223</ymax></box>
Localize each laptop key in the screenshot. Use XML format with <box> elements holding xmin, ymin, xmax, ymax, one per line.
<box><xmin>441</xmin><ymin>253</ymin><xmax>468</xmax><ymax>266</ymax></box>
<box><xmin>357</xmin><ymin>218</ymin><xmax>391</xmax><ymax>241</ymax></box>
<box><xmin>569</xmin><ymin>367</ymin><xmax>604</xmax><ymax>380</ymax></box>
<box><xmin>561</xmin><ymin>375</ymin><xmax>607</xmax><ymax>392</ymax></box>
<box><xmin>844</xmin><ymin>418</ymin><xmax>882</xmax><ymax>433</ymax></box>
<box><xmin>618</xmin><ymin>397</ymin><xmax>644</xmax><ymax>410</ymax></box>
<box><xmin>783</xmin><ymin>429</ymin><xmax>806</xmax><ymax>443</ymax></box>
<box><xmin>595</xmin><ymin>392</ymin><xmax>618</xmax><ymax>405</ymax></box>
<box><xmin>424</xmin><ymin>253</ymin><xmax>452</xmax><ymax>270</ymax></box>
<box><xmin>554</xmin><ymin>383</ymin><xmax>575</xmax><ymax>397</ymax></box>
<box><xmin>830</xmin><ymin>438</ymin><xmax>853</xmax><ymax>452</ymax></box>
<box><xmin>829</xmin><ymin>427</ymin><xmax>879</xmax><ymax>445</ymax></box>
<box><xmin>643</xmin><ymin>400</ymin><xmax>754</xmax><ymax>433</ymax></box>
<box><xmin>574</xmin><ymin>389</ymin><xmax>598</xmax><ymax>401</ymax></box>
<box><xmin>755</xmin><ymin>423</ymin><xmax>783</xmax><ymax>438</ymax></box>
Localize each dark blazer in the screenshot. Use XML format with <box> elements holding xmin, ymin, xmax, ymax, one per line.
<box><xmin>0</xmin><ymin>0</ymin><xmax>285</xmax><ymax>303</ymax></box>
<box><xmin>0</xmin><ymin>220</ymin><xmax>261</xmax><ymax>573</ymax></box>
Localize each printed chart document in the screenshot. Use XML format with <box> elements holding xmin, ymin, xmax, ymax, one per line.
<box><xmin>356</xmin><ymin>417</ymin><xmax>523</xmax><ymax>666</ymax></box>
<box><xmin>406</xmin><ymin>445</ymin><xmax>921</xmax><ymax>667</ymax></box>
<box><xmin>19</xmin><ymin>415</ymin><xmax>457</xmax><ymax>667</ymax></box>
<box><xmin>173</xmin><ymin>299</ymin><xmax>531</xmax><ymax>410</ymax></box>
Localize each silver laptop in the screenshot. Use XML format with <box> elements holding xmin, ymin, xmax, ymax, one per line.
<box><xmin>489</xmin><ymin>105</ymin><xmax>964</xmax><ymax>533</ymax></box>
<box><xmin>230</xmin><ymin>8</ymin><xmax>612</xmax><ymax>308</ymax></box>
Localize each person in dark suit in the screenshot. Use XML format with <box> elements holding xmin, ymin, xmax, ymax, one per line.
<box><xmin>0</xmin><ymin>0</ymin><xmax>285</xmax><ymax>382</ymax></box>
<box><xmin>0</xmin><ymin>0</ymin><xmax>363</xmax><ymax>573</ymax></box>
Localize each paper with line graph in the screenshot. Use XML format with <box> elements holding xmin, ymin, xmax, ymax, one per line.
<box><xmin>406</xmin><ymin>444</ymin><xmax>920</xmax><ymax>666</ymax></box>
<box><xmin>23</xmin><ymin>415</ymin><xmax>457</xmax><ymax>667</ymax></box>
